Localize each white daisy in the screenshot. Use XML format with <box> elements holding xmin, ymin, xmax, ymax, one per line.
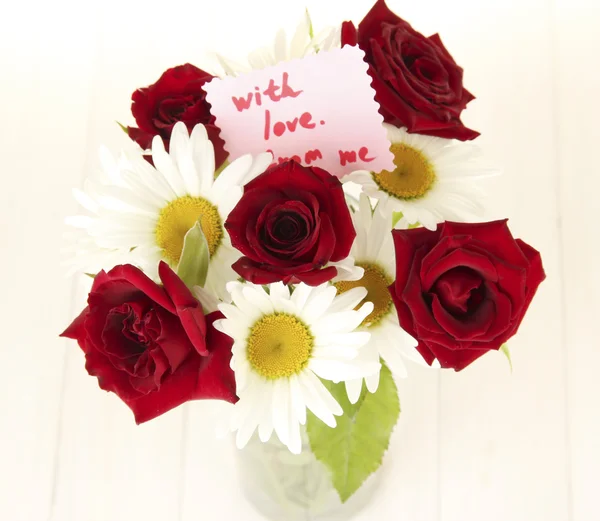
<box><xmin>344</xmin><ymin>124</ymin><xmax>499</xmax><ymax>231</ymax></box>
<box><xmin>332</xmin><ymin>194</ymin><xmax>433</xmax><ymax>404</ymax></box>
<box><xmin>66</xmin><ymin>122</ymin><xmax>272</xmax><ymax>301</ymax></box>
<box><xmin>215</xmin><ymin>11</ymin><xmax>340</xmax><ymax>76</ymax></box>
<box><xmin>214</xmin><ymin>281</ymin><xmax>380</xmax><ymax>454</ymax></box>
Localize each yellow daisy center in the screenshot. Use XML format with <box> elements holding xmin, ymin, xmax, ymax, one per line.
<box><xmin>247</xmin><ymin>313</ymin><xmax>313</xmax><ymax>380</ymax></box>
<box><xmin>372</xmin><ymin>143</ymin><xmax>435</xmax><ymax>199</ymax></box>
<box><xmin>334</xmin><ymin>262</ymin><xmax>393</xmax><ymax>327</ymax></box>
<box><xmin>155</xmin><ymin>195</ymin><xmax>223</xmax><ymax>264</ymax></box>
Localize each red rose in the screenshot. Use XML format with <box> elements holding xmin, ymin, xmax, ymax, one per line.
<box><xmin>342</xmin><ymin>0</ymin><xmax>479</xmax><ymax>141</ymax></box>
<box><xmin>61</xmin><ymin>262</ymin><xmax>236</xmax><ymax>423</ymax></box>
<box><xmin>390</xmin><ymin>220</ymin><xmax>545</xmax><ymax>371</ymax></box>
<box><xmin>224</xmin><ymin>161</ymin><xmax>355</xmax><ymax>285</ymax></box>
<box><xmin>127</xmin><ymin>64</ymin><xmax>227</xmax><ymax>168</ymax></box>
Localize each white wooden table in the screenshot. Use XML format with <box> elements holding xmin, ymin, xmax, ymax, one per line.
<box><xmin>1</xmin><ymin>0</ymin><xmax>598</xmax><ymax>519</ymax></box>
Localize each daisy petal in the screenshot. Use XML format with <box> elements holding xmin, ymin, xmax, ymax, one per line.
<box><xmin>328</xmin><ymin>287</ymin><xmax>368</xmax><ymax>314</ymax></box>
<box><xmin>298</xmin><ymin>372</ymin><xmax>338</xmax><ymax>427</ymax></box>
<box><xmin>272</xmin><ymin>379</ymin><xmax>290</xmax><ymax>447</ymax></box>
<box><xmin>242</xmin><ymin>285</ymin><xmax>274</xmax><ymax>315</ymax></box>
<box><xmin>345</xmin><ymin>378</ymin><xmax>363</xmax><ymax>405</ymax></box>
<box><xmin>365</xmin><ymin>370</ymin><xmax>381</xmax><ymax>394</ymax></box>
<box><xmin>305</xmin><ymin>372</ymin><xmax>344</xmax><ymax>417</ymax></box>
<box><xmin>289</xmin><ymin>374</ymin><xmax>306</xmax><ymax>425</ymax></box>
<box><xmin>210</xmin><ymin>154</ymin><xmax>253</xmax><ymax>201</ymax></box>
<box><xmin>190</xmin><ymin>124</ymin><xmax>215</xmax><ymax>196</ymax></box>
<box><xmin>170</xmin><ymin>122</ymin><xmax>201</xmax><ymax>196</ymax></box>
<box><xmin>151</xmin><ymin>135</ymin><xmax>186</xmax><ymax>197</ymax></box>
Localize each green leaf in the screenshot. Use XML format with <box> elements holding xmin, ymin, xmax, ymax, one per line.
<box><xmin>116</xmin><ymin>121</ymin><xmax>129</xmax><ymax>135</ymax></box>
<box><xmin>306</xmin><ymin>8</ymin><xmax>315</xmax><ymax>40</ymax></box>
<box><xmin>500</xmin><ymin>343</ymin><xmax>513</xmax><ymax>372</ymax></box>
<box><xmin>176</xmin><ymin>220</ymin><xmax>209</xmax><ymax>289</ymax></box>
<box><xmin>306</xmin><ymin>363</ymin><xmax>400</xmax><ymax>503</ymax></box>
<box><xmin>392</xmin><ymin>211</ymin><xmax>421</xmax><ymax>229</ymax></box>
<box><xmin>392</xmin><ymin>211</ymin><xmax>403</xmax><ymax>227</ymax></box>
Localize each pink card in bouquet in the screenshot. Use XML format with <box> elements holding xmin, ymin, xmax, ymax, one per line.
<box><xmin>204</xmin><ymin>46</ymin><xmax>393</xmax><ymax>177</ymax></box>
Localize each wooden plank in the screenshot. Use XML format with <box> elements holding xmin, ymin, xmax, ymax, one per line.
<box><xmin>432</xmin><ymin>2</ymin><xmax>570</xmax><ymax>520</ymax></box>
<box><xmin>554</xmin><ymin>1</ymin><xmax>600</xmax><ymax>520</ymax></box>
<box><xmin>0</xmin><ymin>4</ymin><xmax>97</xmax><ymax>520</ymax></box>
<box><xmin>50</xmin><ymin>5</ymin><xmax>187</xmax><ymax>520</ymax></box>
<box><xmin>361</xmin><ymin>370</ymin><xmax>441</xmax><ymax>521</ymax></box>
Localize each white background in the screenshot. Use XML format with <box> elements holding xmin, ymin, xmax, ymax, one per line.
<box><xmin>1</xmin><ymin>0</ymin><xmax>598</xmax><ymax>520</ymax></box>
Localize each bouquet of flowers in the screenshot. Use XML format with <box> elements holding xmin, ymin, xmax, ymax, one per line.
<box><xmin>61</xmin><ymin>0</ymin><xmax>545</xmax><ymax>518</ymax></box>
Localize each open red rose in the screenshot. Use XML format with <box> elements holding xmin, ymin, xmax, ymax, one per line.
<box><xmin>61</xmin><ymin>261</ymin><xmax>236</xmax><ymax>423</ymax></box>
<box><xmin>342</xmin><ymin>0</ymin><xmax>479</xmax><ymax>141</ymax></box>
<box><xmin>390</xmin><ymin>220</ymin><xmax>545</xmax><ymax>371</ymax></box>
<box><xmin>127</xmin><ymin>64</ymin><xmax>227</xmax><ymax>168</ymax></box>
<box><xmin>224</xmin><ymin>160</ymin><xmax>355</xmax><ymax>285</ymax></box>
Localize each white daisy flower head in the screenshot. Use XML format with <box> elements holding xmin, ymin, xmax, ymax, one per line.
<box><xmin>66</xmin><ymin>122</ymin><xmax>273</xmax><ymax>301</ymax></box>
<box><xmin>344</xmin><ymin>124</ymin><xmax>500</xmax><ymax>231</ymax></box>
<box><xmin>332</xmin><ymin>194</ymin><xmax>434</xmax><ymax>404</ymax></box>
<box><xmin>215</xmin><ymin>10</ymin><xmax>340</xmax><ymax>76</ymax></box>
<box><xmin>214</xmin><ymin>281</ymin><xmax>380</xmax><ymax>454</ymax></box>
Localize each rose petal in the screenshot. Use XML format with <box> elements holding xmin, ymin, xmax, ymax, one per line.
<box><xmin>83</xmin><ymin>343</ymin><xmax>141</xmax><ymax>401</ymax></box>
<box><xmin>294</xmin><ymin>266</ymin><xmax>338</xmax><ymax>286</ymax></box>
<box><xmin>60</xmin><ymin>307</ymin><xmax>88</xmax><ymax>340</ymax></box>
<box><xmin>430</xmin><ymin>293</ymin><xmax>494</xmax><ymax>341</ymax></box>
<box><xmin>424</xmin><ymin>339</ymin><xmax>491</xmax><ymax>371</ymax></box>
<box><xmin>432</xmin><ymin>266</ymin><xmax>484</xmax><ymax>314</ymax></box>
<box><xmin>126</xmin><ymin>312</ymin><xmax>237</xmax><ymax>424</ymax></box>
<box><xmin>312</xmin><ymin>212</ymin><xmax>336</xmax><ymax>266</ymax></box>
<box><xmin>354</xmin><ymin>0</ymin><xmax>407</xmax><ymax>42</ymax></box>
<box><xmin>225</xmin><ymin>188</ymin><xmax>283</xmax><ymax>257</ymax></box>
<box><xmin>159</xmin><ymin>261</ymin><xmax>208</xmax><ymax>356</ymax></box>
<box><xmin>440</xmin><ymin>221</ymin><xmax>529</xmax><ymax>269</ymax></box>
<box><xmin>154</xmin><ymin>308</ymin><xmax>193</xmax><ymax>372</ymax></box>
<box><xmin>105</xmin><ymin>264</ymin><xmax>176</xmax><ymax>314</ymax></box>
<box><xmin>516</xmin><ymin>238</ymin><xmax>547</xmax><ymax>310</ymax></box>
<box><xmin>420</xmin><ymin>241</ymin><xmax>498</xmax><ymax>291</ymax></box>
<box><xmin>341</xmin><ymin>21</ymin><xmax>358</xmax><ymax>46</ymax></box>
<box><xmin>392</xmin><ymin>227</ymin><xmax>441</xmax><ymax>293</ymax></box>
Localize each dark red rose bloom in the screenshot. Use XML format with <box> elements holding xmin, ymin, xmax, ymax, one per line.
<box><xmin>390</xmin><ymin>220</ymin><xmax>545</xmax><ymax>371</ymax></box>
<box><xmin>127</xmin><ymin>64</ymin><xmax>227</xmax><ymax>168</ymax></box>
<box><xmin>225</xmin><ymin>160</ymin><xmax>355</xmax><ymax>286</ymax></box>
<box><xmin>342</xmin><ymin>0</ymin><xmax>479</xmax><ymax>141</ymax></box>
<box><xmin>61</xmin><ymin>262</ymin><xmax>236</xmax><ymax>423</ymax></box>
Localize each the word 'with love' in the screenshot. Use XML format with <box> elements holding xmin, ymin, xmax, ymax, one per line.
<box><xmin>204</xmin><ymin>46</ymin><xmax>393</xmax><ymax>177</ymax></box>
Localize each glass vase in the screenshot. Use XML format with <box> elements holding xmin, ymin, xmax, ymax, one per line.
<box><xmin>235</xmin><ymin>427</ymin><xmax>382</xmax><ymax>520</ymax></box>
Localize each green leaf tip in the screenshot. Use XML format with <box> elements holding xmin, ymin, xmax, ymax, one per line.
<box><xmin>306</xmin><ymin>363</ymin><xmax>400</xmax><ymax>503</ymax></box>
<box><xmin>500</xmin><ymin>343</ymin><xmax>513</xmax><ymax>373</ymax></box>
<box><xmin>116</xmin><ymin>121</ymin><xmax>129</xmax><ymax>135</ymax></box>
<box><xmin>176</xmin><ymin>220</ymin><xmax>209</xmax><ymax>289</ymax></box>
<box><xmin>306</xmin><ymin>8</ymin><xmax>315</xmax><ymax>40</ymax></box>
<box><xmin>392</xmin><ymin>211</ymin><xmax>421</xmax><ymax>229</ymax></box>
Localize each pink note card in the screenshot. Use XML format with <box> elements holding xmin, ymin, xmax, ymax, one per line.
<box><xmin>203</xmin><ymin>46</ymin><xmax>394</xmax><ymax>177</ymax></box>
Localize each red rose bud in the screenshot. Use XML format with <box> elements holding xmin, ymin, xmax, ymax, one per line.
<box><xmin>127</xmin><ymin>63</ymin><xmax>228</xmax><ymax>168</ymax></box>
<box><xmin>225</xmin><ymin>160</ymin><xmax>356</xmax><ymax>286</ymax></box>
<box><xmin>60</xmin><ymin>262</ymin><xmax>237</xmax><ymax>423</ymax></box>
<box><xmin>342</xmin><ymin>0</ymin><xmax>479</xmax><ymax>141</ymax></box>
<box><xmin>390</xmin><ymin>220</ymin><xmax>545</xmax><ymax>371</ymax></box>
